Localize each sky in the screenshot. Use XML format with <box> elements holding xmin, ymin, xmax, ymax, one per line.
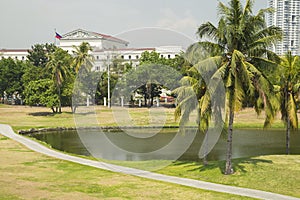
<box><xmin>0</xmin><ymin>0</ymin><xmax>267</xmax><ymax>49</ymax></box>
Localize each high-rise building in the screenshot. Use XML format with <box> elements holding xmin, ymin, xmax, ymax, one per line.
<box><xmin>268</xmin><ymin>0</ymin><xmax>300</xmax><ymax>55</ymax></box>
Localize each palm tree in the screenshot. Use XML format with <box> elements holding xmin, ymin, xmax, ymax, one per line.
<box><xmin>174</xmin><ymin>67</ymin><xmax>211</xmax><ymax>165</ymax></box>
<box><xmin>46</xmin><ymin>48</ymin><xmax>72</xmax><ymax>113</ymax></box>
<box><xmin>195</xmin><ymin>0</ymin><xmax>282</xmax><ymax>174</ymax></box>
<box><xmin>278</xmin><ymin>51</ymin><xmax>300</xmax><ymax>154</ymax></box>
<box><xmin>72</xmin><ymin>42</ymin><xmax>95</xmax><ymax>108</ymax></box>
<box><xmin>72</xmin><ymin>42</ymin><xmax>94</xmax><ymax>73</ymax></box>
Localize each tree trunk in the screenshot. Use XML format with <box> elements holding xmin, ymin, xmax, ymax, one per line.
<box><xmin>286</xmin><ymin>117</ymin><xmax>290</xmax><ymax>155</ymax></box>
<box><xmin>285</xmin><ymin>86</ymin><xmax>290</xmax><ymax>155</ymax></box>
<box><xmin>58</xmin><ymin>87</ymin><xmax>62</xmax><ymax>113</ymax></box>
<box><xmin>203</xmin><ymin>130</ymin><xmax>208</xmax><ymax>166</ymax></box>
<box><xmin>144</xmin><ymin>95</ymin><xmax>147</xmax><ymax>107</ymax></box>
<box><xmin>225</xmin><ymin>109</ymin><xmax>234</xmax><ymax>175</ymax></box>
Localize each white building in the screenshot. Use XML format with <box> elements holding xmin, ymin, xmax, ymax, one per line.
<box><xmin>0</xmin><ymin>29</ymin><xmax>184</xmax><ymax>71</ymax></box>
<box><xmin>0</xmin><ymin>49</ymin><xmax>28</xmax><ymax>61</ymax></box>
<box><xmin>268</xmin><ymin>0</ymin><xmax>300</xmax><ymax>55</ymax></box>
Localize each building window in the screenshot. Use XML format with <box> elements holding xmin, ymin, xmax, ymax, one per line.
<box><xmin>291</xmin><ymin>40</ymin><xmax>294</xmax><ymax>46</ymax></box>
<box><xmin>121</xmin><ymin>55</ymin><xmax>124</xmax><ymax>59</ymax></box>
<box><xmin>96</xmin><ymin>66</ymin><xmax>100</xmax><ymax>71</ymax></box>
<box><xmin>168</xmin><ymin>55</ymin><xmax>171</xmax><ymax>59</ymax></box>
<box><xmin>136</xmin><ymin>55</ymin><xmax>139</xmax><ymax>59</ymax></box>
<box><xmin>96</xmin><ymin>56</ymin><xmax>99</xmax><ymax>60</ymax></box>
<box><xmin>128</xmin><ymin>55</ymin><xmax>131</xmax><ymax>59</ymax></box>
<box><xmin>22</xmin><ymin>56</ymin><xmax>25</xmax><ymax>60</ymax></box>
<box><xmin>161</xmin><ymin>55</ymin><xmax>164</xmax><ymax>58</ymax></box>
<box><xmin>15</xmin><ymin>56</ymin><xmax>18</xmax><ymax>60</ymax></box>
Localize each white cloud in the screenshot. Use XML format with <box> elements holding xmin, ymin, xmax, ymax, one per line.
<box><xmin>156</xmin><ymin>8</ymin><xmax>198</xmax><ymax>33</ymax></box>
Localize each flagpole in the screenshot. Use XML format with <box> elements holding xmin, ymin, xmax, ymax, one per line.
<box><xmin>54</xmin><ymin>28</ymin><xmax>57</xmax><ymax>46</ymax></box>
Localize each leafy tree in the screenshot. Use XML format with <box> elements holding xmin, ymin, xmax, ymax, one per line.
<box><xmin>118</xmin><ymin>64</ymin><xmax>181</xmax><ymax>107</ymax></box>
<box><xmin>23</xmin><ymin>43</ymin><xmax>57</xmax><ymax>91</ymax></box>
<box><xmin>27</xmin><ymin>43</ymin><xmax>56</xmax><ymax>68</ymax></box>
<box><xmin>131</xmin><ymin>51</ymin><xmax>184</xmax><ymax>107</ymax></box>
<box><xmin>195</xmin><ymin>0</ymin><xmax>281</xmax><ymax>174</ymax></box>
<box><xmin>276</xmin><ymin>51</ymin><xmax>300</xmax><ymax>154</ymax></box>
<box><xmin>23</xmin><ymin>79</ymin><xmax>60</xmax><ymax>113</ymax></box>
<box><xmin>96</xmin><ymin>72</ymin><xmax>118</xmax><ymax>105</ymax></box>
<box><xmin>0</xmin><ymin>58</ymin><xmax>26</xmax><ymax>103</ymax></box>
<box><xmin>46</xmin><ymin>48</ymin><xmax>72</xmax><ymax>113</ymax></box>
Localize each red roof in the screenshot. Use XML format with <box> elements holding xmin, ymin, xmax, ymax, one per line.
<box><xmin>92</xmin><ymin>32</ymin><xmax>129</xmax><ymax>44</ymax></box>
<box><xmin>0</xmin><ymin>49</ymin><xmax>29</xmax><ymax>53</ymax></box>
<box><xmin>94</xmin><ymin>47</ymin><xmax>155</xmax><ymax>52</ymax></box>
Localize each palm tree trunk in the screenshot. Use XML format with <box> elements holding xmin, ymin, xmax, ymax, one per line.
<box><xmin>285</xmin><ymin>86</ymin><xmax>290</xmax><ymax>155</ymax></box>
<box><xmin>58</xmin><ymin>87</ymin><xmax>62</xmax><ymax>113</ymax></box>
<box><xmin>286</xmin><ymin>117</ymin><xmax>290</xmax><ymax>154</ymax></box>
<box><xmin>225</xmin><ymin>108</ymin><xmax>234</xmax><ymax>175</ymax></box>
<box><xmin>203</xmin><ymin>130</ymin><xmax>208</xmax><ymax>166</ymax></box>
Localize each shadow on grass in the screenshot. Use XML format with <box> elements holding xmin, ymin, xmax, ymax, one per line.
<box><xmin>28</xmin><ymin>112</ymin><xmax>56</xmax><ymax>116</ymax></box>
<box><xmin>28</xmin><ymin>111</ymin><xmax>95</xmax><ymax>116</ymax></box>
<box><xmin>174</xmin><ymin>157</ymin><xmax>273</xmax><ymax>174</ymax></box>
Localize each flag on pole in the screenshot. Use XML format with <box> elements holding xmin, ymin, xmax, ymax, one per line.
<box><xmin>55</xmin><ymin>32</ymin><xmax>62</xmax><ymax>39</ymax></box>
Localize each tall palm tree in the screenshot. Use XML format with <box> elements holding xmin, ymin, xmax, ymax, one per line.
<box><xmin>46</xmin><ymin>48</ymin><xmax>72</xmax><ymax>113</ymax></box>
<box><xmin>72</xmin><ymin>42</ymin><xmax>94</xmax><ymax>73</ymax></box>
<box><xmin>72</xmin><ymin>42</ymin><xmax>95</xmax><ymax>108</ymax></box>
<box><xmin>278</xmin><ymin>51</ymin><xmax>300</xmax><ymax>154</ymax></box>
<box><xmin>195</xmin><ymin>0</ymin><xmax>282</xmax><ymax>174</ymax></box>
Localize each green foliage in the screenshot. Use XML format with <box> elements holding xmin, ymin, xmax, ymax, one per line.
<box><xmin>27</xmin><ymin>43</ymin><xmax>57</xmax><ymax>68</ymax></box>
<box><xmin>183</xmin><ymin>0</ymin><xmax>282</xmax><ymax>174</ymax></box>
<box><xmin>72</xmin><ymin>42</ymin><xmax>94</xmax><ymax>73</ymax></box>
<box><xmin>95</xmin><ymin>72</ymin><xmax>118</xmax><ymax>105</ymax></box>
<box><xmin>277</xmin><ymin>51</ymin><xmax>300</xmax><ymax>129</ymax></box>
<box><xmin>23</xmin><ymin>79</ymin><xmax>59</xmax><ymax>111</ymax></box>
<box><xmin>0</xmin><ymin>58</ymin><xmax>26</xmax><ymax>102</ymax></box>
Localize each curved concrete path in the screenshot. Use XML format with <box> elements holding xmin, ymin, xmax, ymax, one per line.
<box><xmin>0</xmin><ymin>124</ymin><xmax>299</xmax><ymax>200</ymax></box>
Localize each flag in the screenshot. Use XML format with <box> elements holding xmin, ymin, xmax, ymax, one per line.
<box><xmin>55</xmin><ymin>32</ymin><xmax>62</xmax><ymax>39</ymax></box>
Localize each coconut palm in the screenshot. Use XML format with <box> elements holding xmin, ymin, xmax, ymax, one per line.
<box><xmin>72</xmin><ymin>42</ymin><xmax>94</xmax><ymax>73</ymax></box>
<box><xmin>278</xmin><ymin>51</ymin><xmax>300</xmax><ymax>154</ymax></box>
<box><xmin>46</xmin><ymin>48</ymin><xmax>72</xmax><ymax>113</ymax></box>
<box><xmin>194</xmin><ymin>0</ymin><xmax>282</xmax><ymax>174</ymax></box>
<box><xmin>174</xmin><ymin>67</ymin><xmax>211</xmax><ymax>165</ymax></box>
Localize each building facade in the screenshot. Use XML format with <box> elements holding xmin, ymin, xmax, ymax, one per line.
<box><xmin>0</xmin><ymin>29</ymin><xmax>184</xmax><ymax>71</ymax></box>
<box><xmin>268</xmin><ymin>0</ymin><xmax>300</xmax><ymax>55</ymax></box>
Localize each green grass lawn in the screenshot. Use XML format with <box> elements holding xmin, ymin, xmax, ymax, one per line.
<box><xmin>158</xmin><ymin>155</ymin><xmax>300</xmax><ymax>198</ymax></box>
<box><xmin>1</xmin><ymin>104</ymin><xmax>300</xmax><ymax>199</ymax></box>
<box><xmin>0</xmin><ymin>135</ymin><xmax>251</xmax><ymax>200</ymax></box>
<box><xmin>0</xmin><ymin>104</ymin><xmax>295</xmax><ymax>131</ymax></box>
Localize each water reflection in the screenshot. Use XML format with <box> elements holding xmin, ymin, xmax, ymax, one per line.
<box><xmin>31</xmin><ymin>129</ymin><xmax>300</xmax><ymax>161</ymax></box>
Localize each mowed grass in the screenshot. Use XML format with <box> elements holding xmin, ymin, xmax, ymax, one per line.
<box><xmin>0</xmin><ymin>104</ymin><xmax>294</xmax><ymax>131</ymax></box>
<box><xmin>0</xmin><ymin>135</ymin><xmax>250</xmax><ymax>200</ymax></box>
<box><xmin>157</xmin><ymin>155</ymin><xmax>300</xmax><ymax>198</ymax></box>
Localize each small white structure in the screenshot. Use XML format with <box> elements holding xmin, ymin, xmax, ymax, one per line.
<box><xmin>0</xmin><ymin>49</ymin><xmax>28</xmax><ymax>61</ymax></box>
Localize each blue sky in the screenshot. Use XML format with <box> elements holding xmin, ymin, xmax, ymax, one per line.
<box><xmin>0</xmin><ymin>0</ymin><xmax>267</xmax><ymax>49</ymax></box>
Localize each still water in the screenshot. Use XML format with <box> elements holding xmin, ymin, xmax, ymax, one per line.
<box><xmin>31</xmin><ymin>128</ymin><xmax>300</xmax><ymax>161</ymax></box>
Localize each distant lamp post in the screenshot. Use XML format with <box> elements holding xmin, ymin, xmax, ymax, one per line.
<box><xmin>107</xmin><ymin>55</ymin><xmax>111</xmax><ymax>108</ymax></box>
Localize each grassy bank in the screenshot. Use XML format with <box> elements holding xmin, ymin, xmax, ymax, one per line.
<box><xmin>0</xmin><ymin>135</ymin><xmax>250</xmax><ymax>200</ymax></box>
<box><xmin>94</xmin><ymin>155</ymin><xmax>300</xmax><ymax>198</ymax></box>
<box><xmin>0</xmin><ymin>104</ymin><xmax>294</xmax><ymax>131</ymax></box>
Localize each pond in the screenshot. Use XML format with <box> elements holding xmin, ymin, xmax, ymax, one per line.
<box><xmin>31</xmin><ymin>128</ymin><xmax>300</xmax><ymax>161</ymax></box>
